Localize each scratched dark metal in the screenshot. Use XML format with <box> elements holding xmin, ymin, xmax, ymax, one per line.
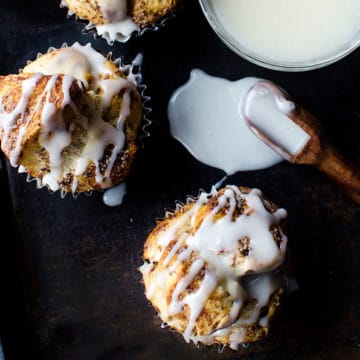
<box><xmin>0</xmin><ymin>1</ymin><xmax>360</xmax><ymax>359</ymax></box>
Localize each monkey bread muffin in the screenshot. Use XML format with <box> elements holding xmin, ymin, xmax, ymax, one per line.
<box><xmin>140</xmin><ymin>185</ymin><xmax>289</xmax><ymax>350</ymax></box>
<box><xmin>0</xmin><ymin>42</ymin><xmax>143</xmax><ymax>195</ymax></box>
<box><xmin>61</xmin><ymin>0</ymin><xmax>181</xmax><ymax>43</ymax></box>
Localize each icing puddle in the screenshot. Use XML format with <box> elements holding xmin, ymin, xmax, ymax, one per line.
<box><xmin>167</xmin><ymin>69</ymin><xmax>283</xmax><ymax>174</ymax></box>
<box><xmin>168</xmin><ymin>69</ymin><xmax>309</xmax><ymax>174</ymax></box>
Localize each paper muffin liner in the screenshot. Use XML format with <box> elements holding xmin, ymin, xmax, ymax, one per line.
<box><xmin>17</xmin><ymin>43</ymin><xmax>152</xmax><ymax>199</ymax></box>
<box><xmin>60</xmin><ymin>1</ymin><xmax>177</xmax><ymax>45</ymax></box>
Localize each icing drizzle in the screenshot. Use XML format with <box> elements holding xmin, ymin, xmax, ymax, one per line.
<box><xmin>140</xmin><ymin>185</ymin><xmax>287</xmax><ymax>349</ymax></box>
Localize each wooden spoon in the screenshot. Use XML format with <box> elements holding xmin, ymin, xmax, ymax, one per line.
<box><xmin>243</xmin><ymin>80</ymin><xmax>360</xmax><ymax>204</ymax></box>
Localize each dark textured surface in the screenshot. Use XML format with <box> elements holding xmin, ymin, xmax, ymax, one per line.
<box><xmin>1</xmin><ymin>1</ymin><xmax>360</xmax><ymax>359</ymax></box>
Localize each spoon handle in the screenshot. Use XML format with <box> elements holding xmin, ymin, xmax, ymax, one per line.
<box><xmin>316</xmin><ymin>144</ymin><xmax>360</xmax><ymax>204</ymax></box>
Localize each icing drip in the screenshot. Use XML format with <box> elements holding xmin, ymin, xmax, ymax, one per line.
<box><xmin>61</xmin><ymin>0</ymin><xmax>139</xmax><ymax>44</ymax></box>
<box><xmin>103</xmin><ymin>182</ymin><xmax>127</xmax><ymax>207</ymax></box>
<box><xmin>140</xmin><ymin>186</ymin><xmax>287</xmax><ymax>349</ymax></box>
<box><xmin>96</xmin><ymin>18</ymin><xmax>140</xmax><ymax>44</ymax></box>
<box><xmin>96</xmin><ymin>0</ymin><xmax>140</xmax><ymax>43</ymax></box>
<box><xmin>0</xmin><ymin>42</ymin><xmax>137</xmax><ymax>192</ymax></box>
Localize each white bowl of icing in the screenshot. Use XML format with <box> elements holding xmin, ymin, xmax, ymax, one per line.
<box><xmin>199</xmin><ymin>0</ymin><xmax>360</xmax><ymax>71</ymax></box>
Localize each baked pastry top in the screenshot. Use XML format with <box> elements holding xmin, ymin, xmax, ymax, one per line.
<box><xmin>0</xmin><ymin>42</ymin><xmax>142</xmax><ymax>194</ymax></box>
<box><xmin>140</xmin><ymin>185</ymin><xmax>288</xmax><ymax>350</ymax></box>
<box><xmin>61</xmin><ymin>0</ymin><xmax>180</xmax><ymax>43</ymax></box>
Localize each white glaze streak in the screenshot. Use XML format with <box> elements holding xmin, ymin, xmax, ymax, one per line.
<box><xmin>39</xmin><ymin>74</ymin><xmax>72</xmax><ymax>191</ymax></box>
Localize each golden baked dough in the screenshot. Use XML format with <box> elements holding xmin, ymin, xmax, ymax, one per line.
<box><xmin>129</xmin><ymin>0</ymin><xmax>179</xmax><ymax>26</ymax></box>
<box><xmin>0</xmin><ymin>43</ymin><xmax>142</xmax><ymax>194</ymax></box>
<box><xmin>140</xmin><ymin>185</ymin><xmax>288</xmax><ymax>349</ymax></box>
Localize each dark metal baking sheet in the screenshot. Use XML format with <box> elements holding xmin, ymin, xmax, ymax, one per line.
<box><xmin>1</xmin><ymin>1</ymin><xmax>360</xmax><ymax>359</ymax></box>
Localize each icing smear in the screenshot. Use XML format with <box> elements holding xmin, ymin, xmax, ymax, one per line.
<box><xmin>168</xmin><ymin>69</ymin><xmax>283</xmax><ymax>174</ymax></box>
<box><xmin>140</xmin><ymin>185</ymin><xmax>288</xmax><ymax>350</ymax></box>
<box><xmin>168</xmin><ymin>69</ymin><xmax>310</xmax><ymax>174</ymax></box>
<box><xmin>0</xmin><ymin>42</ymin><xmax>138</xmax><ymax>193</ymax></box>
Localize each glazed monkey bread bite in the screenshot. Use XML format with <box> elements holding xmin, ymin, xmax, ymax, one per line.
<box><xmin>0</xmin><ymin>42</ymin><xmax>143</xmax><ymax>194</ymax></box>
<box><xmin>61</xmin><ymin>0</ymin><xmax>180</xmax><ymax>43</ymax></box>
<box><xmin>140</xmin><ymin>185</ymin><xmax>289</xmax><ymax>350</ymax></box>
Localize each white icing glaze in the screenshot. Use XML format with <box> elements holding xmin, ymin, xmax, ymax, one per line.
<box><xmin>168</xmin><ymin>69</ymin><xmax>283</xmax><ymax>174</ymax></box>
<box><xmin>96</xmin><ymin>18</ymin><xmax>140</xmax><ymax>44</ymax></box>
<box><xmin>18</xmin><ymin>165</ymin><xmax>26</xmax><ymax>173</ymax></box>
<box><xmin>140</xmin><ymin>185</ymin><xmax>287</xmax><ymax>349</ymax></box>
<box><xmin>209</xmin><ymin>0</ymin><xmax>360</xmax><ymax>65</ymax></box>
<box><xmin>39</xmin><ymin>74</ymin><xmax>74</xmax><ymax>190</ymax></box>
<box><xmin>0</xmin><ymin>43</ymin><xmax>137</xmax><ymax>192</ymax></box>
<box><xmin>242</xmin><ymin>81</ymin><xmax>310</xmax><ymax>157</ymax></box>
<box><xmin>103</xmin><ymin>182</ymin><xmax>127</xmax><ymax>207</ymax></box>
